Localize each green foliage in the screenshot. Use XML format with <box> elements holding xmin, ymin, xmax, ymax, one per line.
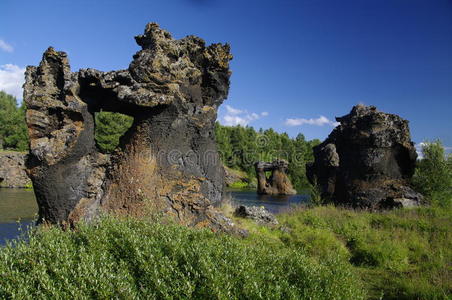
<box><xmin>413</xmin><ymin>141</ymin><xmax>452</xmax><ymax>207</ymax></box>
<box><xmin>0</xmin><ymin>91</ymin><xmax>29</xmax><ymax>151</ymax></box>
<box><xmin>272</xmin><ymin>204</ymin><xmax>452</xmax><ymax>299</ymax></box>
<box><xmin>0</xmin><ymin>217</ymin><xmax>364</xmax><ymax>299</ymax></box>
<box><xmin>215</xmin><ymin>122</ymin><xmax>320</xmax><ymax>192</ymax></box>
<box><xmin>228</xmin><ymin>181</ymin><xmax>249</xmax><ymax>189</ymax></box>
<box><xmin>308</xmin><ymin>177</ymin><xmax>324</xmax><ymax>206</ymax></box>
<box><xmin>0</xmin><ymin>91</ymin><xmax>136</xmax><ymax>153</ymax></box>
<box><xmin>24</xmin><ymin>182</ymin><xmax>33</xmax><ymax>190</ymax></box>
<box><xmin>95</xmin><ymin>111</ymin><xmax>134</xmax><ymax>153</ymax></box>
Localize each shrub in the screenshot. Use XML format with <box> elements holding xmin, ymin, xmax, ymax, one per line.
<box><xmin>228</xmin><ymin>180</ymin><xmax>249</xmax><ymax>189</ymax></box>
<box><xmin>0</xmin><ymin>217</ymin><xmax>365</xmax><ymax>299</ymax></box>
<box><xmin>308</xmin><ymin>177</ymin><xmax>323</xmax><ymax>206</ymax></box>
<box><xmin>412</xmin><ymin>140</ymin><xmax>452</xmax><ymax>207</ymax></box>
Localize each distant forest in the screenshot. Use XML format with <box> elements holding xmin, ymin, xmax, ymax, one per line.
<box><xmin>215</xmin><ymin>123</ymin><xmax>320</xmax><ymax>191</ymax></box>
<box><xmin>0</xmin><ymin>91</ymin><xmax>321</xmax><ymax>191</ymax></box>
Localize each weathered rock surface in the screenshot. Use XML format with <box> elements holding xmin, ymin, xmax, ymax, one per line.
<box><xmin>234</xmin><ymin>205</ymin><xmax>278</xmax><ymax>225</ymax></box>
<box><xmin>0</xmin><ymin>152</ymin><xmax>32</xmax><ymax>188</ymax></box>
<box><xmin>255</xmin><ymin>159</ymin><xmax>296</xmax><ymax>195</ymax></box>
<box><xmin>307</xmin><ymin>105</ymin><xmax>423</xmax><ymax>209</ymax></box>
<box><xmin>224</xmin><ymin>165</ymin><xmax>254</xmax><ymax>187</ymax></box>
<box><xmin>24</xmin><ymin>23</ymin><xmax>238</xmax><ymax>232</ymax></box>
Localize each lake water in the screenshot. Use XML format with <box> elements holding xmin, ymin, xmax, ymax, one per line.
<box><xmin>0</xmin><ymin>189</ymin><xmax>309</xmax><ymax>245</ymax></box>
<box><xmin>225</xmin><ymin>189</ymin><xmax>310</xmax><ymax>214</ymax></box>
<box><xmin>0</xmin><ymin>189</ymin><xmax>38</xmax><ymax>246</ymax></box>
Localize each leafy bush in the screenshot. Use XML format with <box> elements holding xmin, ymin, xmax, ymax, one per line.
<box><xmin>412</xmin><ymin>141</ymin><xmax>452</xmax><ymax>207</ymax></box>
<box><xmin>0</xmin><ymin>217</ymin><xmax>365</xmax><ymax>299</ymax></box>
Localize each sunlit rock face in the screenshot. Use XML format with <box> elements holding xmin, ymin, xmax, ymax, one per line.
<box><xmin>0</xmin><ymin>152</ymin><xmax>31</xmax><ymax>188</ymax></box>
<box><xmin>307</xmin><ymin>105</ymin><xmax>423</xmax><ymax>209</ymax></box>
<box><xmin>24</xmin><ymin>23</ymin><xmax>237</xmax><ymax>232</ymax></box>
<box><xmin>255</xmin><ymin>160</ymin><xmax>296</xmax><ymax>195</ymax></box>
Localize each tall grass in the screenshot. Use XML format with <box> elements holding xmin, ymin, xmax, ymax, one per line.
<box><xmin>0</xmin><ymin>216</ymin><xmax>364</xmax><ymax>299</ymax></box>
<box><xmin>1</xmin><ymin>196</ymin><xmax>450</xmax><ymax>299</ymax></box>
<box><xmin>253</xmin><ymin>204</ymin><xmax>451</xmax><ymax>300</ymax></box>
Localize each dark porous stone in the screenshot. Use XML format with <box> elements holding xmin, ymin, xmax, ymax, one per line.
<box><xmin>24</xmin><ymin>23</ymin><xmax>240</xmax><ymax>233</ymax></box>
<box><xmin>234</xmin><ymin>205</ymin><xmax>278</xmax><ymax>225</ymax></box>
<box><xmin>307</xmin><ymin>105</ymin><xmax>423</xmax><ymax>209</ymax></box>
<box><xmin>255</xmin><ymin>159</ymin><xmax>296</xmax><ymax>195</ymax></box>
<box><xmin>0</xmin><ymin>152</ymin><xmax>32</xmax><ymax>188</ymax></box>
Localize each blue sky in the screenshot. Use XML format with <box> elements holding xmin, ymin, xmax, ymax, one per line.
<box><xmin>1</xmin><ymin>0</ymin><xmax>451</xmax><ymax>148</ymax></box>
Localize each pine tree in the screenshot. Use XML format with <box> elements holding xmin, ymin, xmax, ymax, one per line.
<box><xmin>95</xmin><ymin>111</ymin><xmax>134</xmax><ymax>153</ymax></box>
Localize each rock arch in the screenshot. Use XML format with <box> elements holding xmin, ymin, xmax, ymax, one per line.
<box><xmin>255</xmin><ymin>160</ymin><xmax>296</xmax><ymax>195</ymax></box>
<box><xmin>24</xmin><ymin>23</ymin><xmax>236</xmax><ymax>232</ymax></box>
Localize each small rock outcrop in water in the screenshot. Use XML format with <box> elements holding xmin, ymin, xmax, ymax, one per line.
<box><xmin>234</xmin><ymin>205</ymin><xmax>278</xmax><ymax>225</ymax></box>
<box><xmin>255</xmin><ymin>160</ymin><xmax>296</xmax><ymax>195</ymax></box>
<box><xmin>307</xmin><ymin>105</ymin><xmax>423</xmax><ymax>209</ymax></box>
<box><xmin>0</xmin><ymin>152</ymin><xmax>32</xmax><ymax>188</ymax></box>
<box><xmin>24</xmin><ymin>23</ymin><xmax>237</xmax><ymax>232</ymax></box>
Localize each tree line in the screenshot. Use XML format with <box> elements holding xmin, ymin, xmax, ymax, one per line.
<box><xmin>1</xmin><ymin>91</ymin><xmax>450</xmax><ymax>199</ymax></box>
<box><xmin>215</xmin><ymin>122</ymin><xmax>320</xmax><ymax>191</ymax></box>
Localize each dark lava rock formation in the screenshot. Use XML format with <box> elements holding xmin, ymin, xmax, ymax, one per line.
<box><xmin>24</xmin><ymin>23</ymin><xmax>237</xmax><ymax>232</ymax></box>
<box><xmin>307</xmin><ymin>105</ymin><xmax>423</xmax><ymax>209</ymax></box>
<box><xmin>255</xmin><ymin>160</ymin><xmax>296</xmax><ymax>195</ymax></box>
<box><xmin>0</xmin><ymin>152</ymin><xmax>32</xmax><ymax>188</ymax></box>
<box><xmin>234</xmin><ymin>205</ymin><xmax>278</xmax><ymax>225</ymax></box>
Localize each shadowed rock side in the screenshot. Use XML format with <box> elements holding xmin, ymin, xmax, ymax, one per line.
<box><xmin>24</xmin><ymin>23</ymin><xmax>238</xmax><ymax>233</ymax></box>
<box><xmin>255</xmin><ymin>160</ymin><xmax>296</xmax><ymax>195</ymax></box>
<box><xmin>307</xmin><ymin>105</ymin><xmax>423</xmax><ymax>209</ymax></box>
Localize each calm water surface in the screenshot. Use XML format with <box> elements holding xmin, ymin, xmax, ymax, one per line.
<box><xmin>0</xmin><ymin>189</ymin><xmax>309</xmax><ymax>244</ymax></box>
<box><xmin>227</xmin><ymin>189</ymin><xmax>310</xmax><ymax>214</ymax></box>
<box><xmin>0</xmin><ymin>189</ymin><xmax>37</xmax><ymax>245</ymax></box>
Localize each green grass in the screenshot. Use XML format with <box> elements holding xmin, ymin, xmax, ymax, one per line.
<box><xmin>230</xmin><ymin>204</ymin><xmax>452</xmax><ymax>300</ymax></box>
<box><xmin>0</xmin><ymin>216</ymin><xmax>364</xmax><ymax>299</ymax></box>
<box><xmin>0</xmin><ymin>149</ymin><xmax>26</xmax><ymax>154</ymax></box>
<box><xmin>1</xmin><ymin>201</ymin><xmax>450</xmax><ymax>299</ymax></box>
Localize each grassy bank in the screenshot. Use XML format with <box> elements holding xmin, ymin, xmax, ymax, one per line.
<box><xmin>231</xmin><ymin>204</ymin><xmax>452</xmax><ymax>299</ymax></box>
<box><xmin>0</xmin><ymin>216</ymin><xmax>363</xmax><ymax>299</ymax></box>
<box><xmin>0</xmin><ymin>204</ymin><xmax>450</xmax><ymax>299</ymax></box>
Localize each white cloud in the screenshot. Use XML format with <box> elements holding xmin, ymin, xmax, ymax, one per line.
<box><xmin>415</xmin><ymin>142</ymin><xmax>452</xmax><ymax>159</ymax></box>
<box><xmin>221</xmin><ymin>105</ymin><xmax>269</xmax><ymax>126</ymax></box>
<box><xmin>223</xmin><ymin>115</ymin><xmax>249</xmax><ymax>126</ymax></box>
<box><xmin>0</xmin><ymin>40</ymin><xmax>14</xmax><ymax>53</ymax></box>
<box><xmin>0</xmin><ymin>64</ymin><xmax>26</xmax><ymax>100</ymax></box>
<box><xmin>414</xmin><ymin>143</ymin><xmax>425</xmax><ymax>159</ymax></box>
<box><xmin>225</xmin><ymin>105</ymin><xmax>243</xmax><ymax>115</ymax></box>
<box><xmin>285</xmin><ymin>115</ymin><xmax>340</xmax><ymax>127</ymax></box>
